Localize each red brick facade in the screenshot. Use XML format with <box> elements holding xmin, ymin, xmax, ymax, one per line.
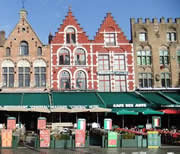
<box><xmin>51</xmin><ymin>10</ymin><xmax>135</xmax><ymax>91</ymax></box>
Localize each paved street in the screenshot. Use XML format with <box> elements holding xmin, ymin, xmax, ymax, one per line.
<box><xmin>1</xmin><ymin>146</ymin><xmax>180</xmax><ymax>154</ymax></box>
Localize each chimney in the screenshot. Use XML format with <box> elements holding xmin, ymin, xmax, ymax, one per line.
<box><xmin>0</xmin><ymin>31</ymin><xmax>6</xmax><ymax>46</ymax></box>
<box><xmin>19</xmin><ymin>9</ymin><xmax>28</xmax><ymax>19</ymax></box>
<box><xmin>48</xmin><ymin>33</ymin><xmax>53</xmax><ymax>44</ymax></box>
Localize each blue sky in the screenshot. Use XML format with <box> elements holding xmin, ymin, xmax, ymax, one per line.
<box><xmin>0</xmin><ymin>0</ymin><xmax>179</xmax><ymax>44</ymax></box>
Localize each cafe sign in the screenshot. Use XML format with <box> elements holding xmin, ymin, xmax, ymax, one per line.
<box><xmin>112</xmin><ymin>104</ymin><xmax>147</xmax><ymax>108</ymax></box>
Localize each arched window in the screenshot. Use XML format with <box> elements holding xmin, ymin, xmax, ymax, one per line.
<box><xmin>6</xmin><ymin>47</ymin><xmax>11</xmax><ymax>56</ymax></box>
<box><xmin>17</xmin><ymin>60</ymin><xmax>30</xmax><ymax>87</ymax></box>
<box><xmin>75</xmin><ymin>48</ymin><xmax>86</xmax><ymax>65</ymax></box>
<box><xmin>2</xmin><ymin>60</ymin><xmax>14</xmax><ymax>87</ymax></box>
<box><xmin>37</xmin><ymin>47</ymin><xmax>42</xmax><ymax>56</ymax></box>
<box><xmin>76</xmin><ymin>71</ymin><xmax>86</xmax><ymax>89</ymax></box>
<box><xmin>20</xmin><ymin>41</ymin><xmax>29</xmax><ymax>56</ymax></box>
<box><xmin>66</xmin><ymin>27</ymin><xmax>76</xmax><ymax>44</ymax></box>
<box><xmin>59</xmin><ymin>48</ymin><xmax>70</xmax><ymax>65</ymax></box>
<box><xmin>33</xmin><ymin>59</ymin><xmax>47</xmax><ymax>87</ymax></box>
<box><xmin>60</xmin><ymin>71</ymin><xmax>70</xmax><ymax>90</ymax></box>
<box><xmin>160</xmin><ymin>47</ymin><xmax>169</xmax><ymax>65</ymax></box>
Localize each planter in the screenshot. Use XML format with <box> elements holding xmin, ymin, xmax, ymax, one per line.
<box><xmin>55</xmin><ymin>139</ymin><xmax>72</xmax><ymax>148</ymax></box>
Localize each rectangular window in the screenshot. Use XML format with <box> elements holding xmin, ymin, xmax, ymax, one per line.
<box><xmin>114</xmin><ymin>75</ymin><xmax>126</xmax><ymax>92</ymax></box>
<box><xmin>160</xmin><ymin>50</ymin><xmax>169</xmax><ymax>65</ymax></box>
<box><xmin>35</xmin><ymin>67</ymin><xmax>46</xmax><ymax>87</ymax></box>
<box><xmin>114</xmin><ymin>55</ymin><xmax>125</xmax><ymax>70</ymax></box>
<box><xmin>98</xmin><ymin>55</ymin><xmax>110</xmax><ymax>70</ymax></box>
<box><xmin>161</xmin><ymin>73</ymin><xmax>170</xmax><ymax>88</ymax></box>
<box><xmin>18</xmin><ymin>67</ymin><xmax>30</xmax><ymax>87</ymax></box>
<box><xmin>139</xmin><ymin>32</ymin><xmax>147</xmax><ymax>41</ymax></box>
<box><xmin>104</xmin><ymin>33</ymin><xmax>116</xmax><ymax>46</ymax></box>
<box><xmin>3</xmin><ymin>67</ymin><xmax>14</xmax><ymax>87</ymax></box>
<box><xmin>139</xmin><ymin>73</ymin><xmax>153</xmax><ymax>88</ymax></box>
<box><xmin>137</xmin><ymin>50</ymin><xmax>151</xmax><ymax>65</ymax></box>
<box><xmin>167</xmin><ymin>32</ymin><xmax>176</xmax><ymax>42</ymax></box>
<box><xmin>177</xmin><ymin>50</ymin><xmax>180</xmax><ymax>65</ymax></box>
<box><xmin>99</xmin><ymin>75</ymin><xmax>110</xmax><ymax>92</ymax></box>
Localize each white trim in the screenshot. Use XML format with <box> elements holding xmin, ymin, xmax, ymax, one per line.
<box><xmin>56</xmin><ymin>46</ymin><xmax>71</xmax><ymax>66</ymax></box>
<box><xmin>1</xmin><ymin>60</ymin><xmax>15</xmax><ymax>67</ymax></box>
<box><xmin>51</xmin><ymin>43</ymin><xmax>131</xmax><ymax>46</ymax></box>
<box><xmin>17</xmin><ymin>59</ymin><xmax>30</xmax><ymax>67</ymax></box>
<box><xmin>33</xmin><ymin>59</ymin><xmax>47</xmax><ymax>67</ymax></box>
<box><xmin>57</xmin><ymin>69</ymin><xmax>72</xmax><ymax>90</ymax></box>
<box><xmin>72</xmin><ymin>46</ymin><xmax>87</xmax><ymax>66</ymax></box>
<box><xmin>73</xmin><ymin>69</ymin><xmax>88</xmax><ymax>89</ymax></box>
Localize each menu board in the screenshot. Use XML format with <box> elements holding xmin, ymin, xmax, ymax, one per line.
<box><xmin>108</xmin><ymin>131</ymin><xmax>118</xmax><ymax>148</ymax></box>
<box><xmin>75</xmin><ymin>129</ymin><xmax>85</xmax><ymax>147</ymax></box>
<box><xmin>40</xmin><ymin>129</ymin><xmax>50</xmax><ymax>148</ymax></box>
<box><xmin>37</xmin><ymin>117</ymin><xmax>46</xmax><ymax>130</ymax></box>
<box><xmin>7</xmin><ymin>118</ymin><xmax>16</xmax><ymax>130</ymax></box>
<box><xmin>1</xmin><ymin>129</ymin><xmax>12</xmax><ymax>148</ymax></box>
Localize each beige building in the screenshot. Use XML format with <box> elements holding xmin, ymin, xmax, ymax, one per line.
<box><xmin>0</xmin><ymin>9</ymin><xmax>50</xmax><ymax>92</ymax></box>
<box><xmin>131</xmin><ymin>18</ymin><xmax>180</xmax><ymax>89</ymax></box>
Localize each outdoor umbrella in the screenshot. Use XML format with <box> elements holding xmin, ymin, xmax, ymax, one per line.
<box><xmin>160</xmin><ymin>109</ymin><xmax>180</xmax><ymax>128</ymax></box>
<box><xmin>142</xmin><ymin>109</ymin><xmax>164</xmax><ymax>115</ymax></box>
<box><xmin>160</xmin><ymin>109</ymin><xmax>180</xmax><ymax>114</ymax></box>
<box><xmin>116</xmin><ymin>109</ymin><xmax>139</xmax><ymax>128</ymax></box>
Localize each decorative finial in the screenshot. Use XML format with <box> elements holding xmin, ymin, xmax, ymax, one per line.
<box><xmin>68</xmin><ymin>5</ymin><xmax>72</xmax><ymax>12</ymax></box>
<box><xmin>21</xmin><ymin>0</ymin><xmax>26</xmax><ymax>9</ymax></box>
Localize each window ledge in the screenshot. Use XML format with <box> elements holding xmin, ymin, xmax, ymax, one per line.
<box><xmin>104</xmin><ymin>45</ymin><xmax>119</xmax><ymax>48</ymax></box>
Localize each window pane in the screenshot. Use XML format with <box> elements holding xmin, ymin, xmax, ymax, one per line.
<box><xmin>19</xmin><ymin>74</ymin><xmax>23</xmax><ymax>87</ymax></box>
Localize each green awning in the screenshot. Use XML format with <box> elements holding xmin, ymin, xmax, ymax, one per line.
<box><xmin>52</xmin><ymin>92</ymin><xmax>104</xmax><ymax>107</ymax></box>
<box><xmin>98</xmin><ymin>92</ymin><xmax>151</xmax><ymax>108</ymax></box>
<box><xmin>116</xmin><ymin>109</ymin><xmax>139</xmax><ymax>115</ymax></box>
<box><xmin>140</xmin><ymin>92</ymin><xmax>180</xmax><ymax>107</ymax></box>
<box><xmin>22</xmin><ymin>93</ymin><xmax>50</xmax><ymax>106</ymax></box>
<box><xmin>142</xmin><ymin>108</ymin><xmax>164</xmax><ymax>115</ymax></box>
<box><xmin>162</xmin><ymin>92</ymin><xmax>180</xmax><ymax>104</ymax></box>
<box><xmin>51</xmin><ymin>92</ymin><xmax>107</xmax><ymax>112</ymax></box>
<box><xmin>0</xmin><ymin>93</ymin><xmax>22</xmax><ymax>106</ymax></box>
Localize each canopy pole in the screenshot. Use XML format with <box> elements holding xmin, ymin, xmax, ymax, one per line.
<box><xmin>122</xmin><ymin>115</ymin><xmax>124</xmax><ymax>128</ymax></box>
<box><xmin>59</xmin><ymin>113</ymin><xmax>61</xmax><ymax>122</ymax></box>
<box><xmin>168</xmin><ymin>115</ymin><xmax>170</xmax><ymax>129</ymax></box>
<box><xmin>18</xmin><ymin>112</ymin><xmax>20</xmax><ymax>126</ymax></box>
<box><xmin>96</xmin><ymin>113</ymin><xmax>99</xmax><ymax>123</ymax></box>
<box><xmin>76</xmin><ymin>113</ymin><xmax>78</xmax><ymax>123</ymax></box>
<box><xmin>147</xmin><ymin>115</ymin><xmax>149</xmax><ymax>123</ymax></box>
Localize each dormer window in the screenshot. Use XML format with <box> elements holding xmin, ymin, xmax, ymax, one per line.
<box><xmin>37</xmin><ymin>47</ymin><xmax>42</xmax><ymax>56</ymax></box>
<box><xmin>6</xmin><ymin>47</ymin><xmax>11</xmax><ymax>56</ymax></box>
<box><xmin>20</xmin><ymin>41</ymin><xmax>29</xmax><ymax>56</ymax></box>
<box><xmin>104</xmin><ymin>33</ymin><xmax>116</xmax><ymax>46</ymax></box>
<box><xmin>139</xmin><ymin>32</ymin><xmax>147</xmax><ymax>41</ymax></box>
<box><xmin>66</xmin><ymin>27</ymin><xmax>76</xmax><ymax>44</ymax></box>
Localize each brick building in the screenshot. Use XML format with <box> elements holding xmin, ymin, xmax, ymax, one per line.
<box><xmin>0</xmin><ymin>9</ymin><xmax>50</xmax><ymax>92</ymax></box>
<box><xmin>51</xmin><ymin>9</ymin><xmax>135</xmax><ymax>92</ymax></box>
<box><xmin>131</xmin><ymin>18</ymin><xmax>180</xmax><ymax>89</ymax></box>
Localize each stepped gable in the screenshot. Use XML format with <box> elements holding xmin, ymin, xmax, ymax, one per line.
<box><xmin>51</xmin><ymin>9</ymin><xmax>90</xmax><ymax>44</ymax></box>
<box><xmin>94</xmin><ymin>12</ymin><xmax>129</xmax><ymax>43</ymax></box>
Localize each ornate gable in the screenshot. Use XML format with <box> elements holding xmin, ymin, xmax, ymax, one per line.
<box><xmin>4</xmin><ymin>9</ymin><xmax>42</xmax><ymax>47</ymax></box>
<box><xmin>51</xmin><ymin>9</ymin><xmax>90</xmax><ymax>44</ymax></box>
<box><xmin>94</xmin><ymin>13</ymin><xmax>129</xmax><ymax>43</ymax></box>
